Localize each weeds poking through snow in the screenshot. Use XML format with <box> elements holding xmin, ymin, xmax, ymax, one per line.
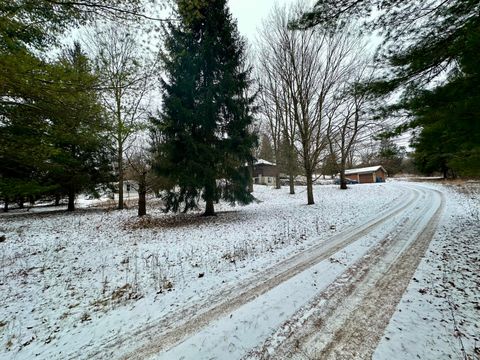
<box><xmin>80</xmin><ymin>312</ymin><xmax>91</xmax><ymax>323</ymax></box>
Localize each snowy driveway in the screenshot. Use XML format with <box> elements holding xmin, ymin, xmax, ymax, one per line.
<box><xmin>123</xmin><ymin>184</ymin><xmax>444</xmax><ymax>360</ymax></box>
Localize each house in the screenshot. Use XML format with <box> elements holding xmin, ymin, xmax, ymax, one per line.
<box><xmin>344</xmin><ymin>165</ymin><xmax>387</xmax><ymax>183</ymax></box>
<box><xmin>253</xmin><ymin>159</ymin><xmax>279</xmax><ymax>186</ymax></box>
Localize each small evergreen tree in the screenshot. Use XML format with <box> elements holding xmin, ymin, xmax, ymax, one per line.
<box><xmin>46</xmin><ymin>42</ymin><xmax>113</xmax><ymax>210</ymax></box>
<box><xmin>258</xmin><ymin>134</ymin><xmax>274</xmax><ymax>163</ymax></box>
<box><xmin>376</xmin><ymin>138</ymin><xmax>405</xmax><ymax>176</ymax></box>
<box><xmin>0</xmin><ymin>103</ymin><xmax>55</xmax><ymax>210</ymax></box>
<box><xmin>152</xmin><ymin>0</ymin><xmax>257</xmax><ymax>216</ymax></box>
<box><xmin>322</xmin><ymin>152</ymin><xmax>339</xmax><ymax>178</ymax></box>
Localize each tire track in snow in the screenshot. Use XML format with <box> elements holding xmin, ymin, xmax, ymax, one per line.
<box><xmin>247</xmin><ymin>185</ymin><xmax>445</xmax><ymax>359</ymax></box>
<box><xmin>88</xmin><ymin>185</ymin><xmax>422</xmax><ymax>360</ymax></box>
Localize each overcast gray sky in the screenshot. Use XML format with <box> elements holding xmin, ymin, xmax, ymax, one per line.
<box><xmin>228</xmin><ymin>0</ymin><xmax>299</xmax><ymax>42</ymax></box>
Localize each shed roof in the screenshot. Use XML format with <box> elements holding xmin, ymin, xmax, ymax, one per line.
<box><xmin>345</xmin><ymin>165</ymin><xmax>387</xmax><ymax>175</ymax></box>
<box><xmin>255</xmin><ymin>159</ymin><xmax>276</xmax><ymax>166</ymax></box>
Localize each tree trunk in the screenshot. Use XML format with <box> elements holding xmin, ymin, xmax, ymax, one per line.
<box><xmin>306</xmin><ymin>170</ymin><xmax>314</xmax><ymax>205</ymax></box>
<box><xmin>442</xmin><ymin>166</ymin><xmax>448</xmax><ymax>179</ymax></box>
<box><xmin>203</xmin><ymin>179</ymin><xmax>216</xmax><ymax>216</ymax></box>
<box><xmin>340</xmin><ymin>163</ymin><xmax>348</xmax><ymax>190</ymax></box>
<box><xmin>248</xmin><ymin>161</ymin><xmax>254</xmax><ymax>193</ymax></box>
<box><xmin>18</xmin><ymin>197</ymin><xmax>24</xmax><ymax>209</ymax></box>
<box><xmin>67</xmin><ymin>190</ymin><xmax>75</xmax><ymax>211</ymax></box>
<box><xmin>204</xmin><ymin>199</ymin><xmax>215</xmax><ymax>216</ymax></box>
<box><xmin>273</xmin><ymin>147</ymin><xmax>281</xmax><ymax>190</ymax></box>
<box><xmin>55</xmin><ymin>193</ymin><xmax>61</xmax><ymax>206</ymax></box>
<box><xmin>275</xmin><ymin>172</ymin><xmax>281</xmax><ymax>189</ymax></box>
<box><xmin>118</xmin><ymin>141</ymin><xmax>124</xmax><ymax>210</ymax></box>
<box><xmin>289</xmin><ymin>173</ymin><xmax>295</xmax><ymax>194</ymax></box>
<box><xmin>3</xmin><ymin>197</ymin><xmax>8</xmax><ymax>212</ymax></box>
<box><xmin>29</xmin><ymin>196</ymin><xmax>35</xmax><ymax>206</ymax></box>
<box><xmin>287</xmin><ymin>145</ymin><xmax>296</xmax><ymax>194</ymax></box>
<box><xmin>138</xmin><ymin>175</ymin><xmax>147</xmax><ymax>217</ymax></box>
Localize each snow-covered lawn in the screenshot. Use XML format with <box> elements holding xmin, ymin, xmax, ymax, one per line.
<box><xmin>0</xmin><ymin>182</ymin><xmax>478</xmax><ymax>359</ymax></box>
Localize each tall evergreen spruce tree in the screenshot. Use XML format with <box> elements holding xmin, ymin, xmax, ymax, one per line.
<box><xmin>153</xmin><ymin>0</ymin><xmax>257</xmax><ymax>216</ymax></box>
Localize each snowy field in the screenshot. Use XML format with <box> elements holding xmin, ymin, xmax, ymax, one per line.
<box><xmin>0</xmin><ymin>182</ymin><xmax>478</xmax><ymax>359</ymax></box>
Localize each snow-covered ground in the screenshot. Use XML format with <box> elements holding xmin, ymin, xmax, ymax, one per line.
<box><xmin>0</xmin><ymin>181</ymin><xmax>478</xmax><ymax>359</ymax></box>
<box><xmin>374</xmin><ymin>183</ymin><xmax>480</xmax><ymax>360</ymax></box>
<box><xmin>0</xmin><ymin>184</ymin><xmax>404</xmax><ymax>359</ymax></box>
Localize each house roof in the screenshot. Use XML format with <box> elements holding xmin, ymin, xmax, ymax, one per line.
<box><xmin>345</xmin><ymin>165</ymin><xmax>387</xmax><ymax>175</ymax></box>
<box><xmin>255</xmin><ymin>159</ymin><xmax>276</xmax><ymax>166</ymax></box>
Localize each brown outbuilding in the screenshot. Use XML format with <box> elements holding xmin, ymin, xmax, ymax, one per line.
<box><xmin>345</xmin><ymin>165</ymin><xmax>387</xmax><ymax>184</ymax></box>
<box><xmin>253</xmin><ymin>159</ymin><xmax>279</xmax><ymax>186</ymax></box>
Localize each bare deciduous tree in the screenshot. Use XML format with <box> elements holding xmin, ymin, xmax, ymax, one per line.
<box><xmin>326</xmin><ymin>59</ymin><xmax>376</xmax><ymax>189</ymax></box>
<box><xmin>125</xmin><ymin>143</ymin><xmax>155</xmax><ymax>217</ymax></box>
<box><xmin>257</xmin><ymin>5</ymin><xmax>300</xmax><ymax>195</ymax></box>
<box><xmin>88</xmin><ymin>26</ymin><xmax>155</xmax><ymax>209</ymax></box>
<box><xmin>257</xmin><ymin>78</ymin><xmax>282</xmax><ymax>189</ymax></box>
<box><xmin>258</xmin><ymin>2</ymin><xmax>360</xmax><ymax>204</ymax></box>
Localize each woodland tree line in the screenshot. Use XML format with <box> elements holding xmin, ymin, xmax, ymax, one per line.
<box><xmin>0</xmin><ymin>0</ymin><xmax>478</xmax><ymax>215</ymax></box>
